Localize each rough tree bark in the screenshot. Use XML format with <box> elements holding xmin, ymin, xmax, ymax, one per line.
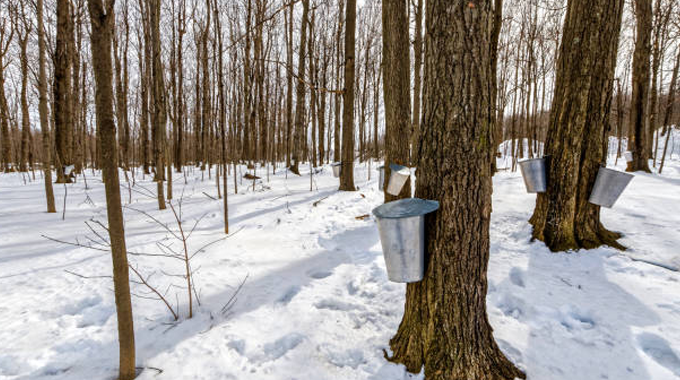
<box><xmin>529</xmin><ymin>0</ymin><xmax>626</xmax><ymax>251</ymax></box>
<box><xmin>387</xmin><ymin>2</ymin><xmax>525</xmax><ymax>379</ymax></box>
<box><xmin>410</xmin><ymin>0</ymin><xmax>422</xmax><ymax>157</ymax></box>
<box><xmin>55</xmin><ymin>0</ymin><xmax>73</xmax><ymax>182</ymax></box>
<box><xmin>290</xmin><ymin>0</ymin><xmax>310</xmax><ymax>175</ymax></box>
<box><xmin>85</xmin><ymin>0</ymin><xmax>136</xmax><ymax>378</ymax></box>
<box><xmin>339</xmin><ymin>0</ymin><xmax>355</xmax><ymax>191</ymax></box>
<box><xmin>381</xmin><ymin>0</ymin><xmax>410</xmax><ymax>202</ymax></box>
<box><xmin>626</xmin><ymin>0</ymin><xmax>653</xmax><ymax>173</ymax></box>
<box><xmin>150</xmin><ymin>0</ymin><xmax>166</xmax><ymax>209</ymax></box>
<box><xmin>333</xmin><ymin>0</ymin><xmax>343</xmax><ymax>164</ymax></box>
<box><xmin>37</xmin><ymin>0</ymin><xmax>57</xmax><ymax>212</ymax></box>
<box><xmin>18</xmin><ymin>15</ymin><xmax>32</xmax><ymax>173</ymax></box>
<box><xmin>0</xmin><ymin>22</ymin><xmax>11</xmax><ymax>173</ymax></box>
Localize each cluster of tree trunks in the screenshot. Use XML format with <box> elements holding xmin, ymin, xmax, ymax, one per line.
<box><xmin>530</xmin><ymin>0</ymin><xmax>627</xmax><ymax>251</ymax></box>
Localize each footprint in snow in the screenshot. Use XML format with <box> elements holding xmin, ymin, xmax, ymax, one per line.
<box><xmin>509</xmin><ymin>267</ymin><xmax>526</xmax><ymax>288</ymax></box>
<box><xmin>314</xmin><ymin>298</ymin><xmax>363</xmax><ymax>311</ymax></box>
<box><xmin>277</xmin><ymin>286</ymin><xmax>301</xmax><ymax>305</ymax></box>
<box><xmin>308</xmin><ymin>270</ymin><xmax>332</xmax><ymax>279</ymax></box>
<box><xmin>252</xmin><ymin>333</ymin><xmax>305</xmax><ymax>362</ymax></box>
<box><xmin>636</xmin><ymin>332</ymin><xmax>680</xmax><ymax>376</ymax></box>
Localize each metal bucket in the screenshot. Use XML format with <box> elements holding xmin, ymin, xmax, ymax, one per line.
<box><xmin>386</xmin><ymin>164</ymin><xmax>411</xmax><ymax>196</ymax></box>
<box><xmin>331</xmin><ymin>162</ymin><xmax>342</xmax><ymax>178</ymax></box>
<box><xmin>372</xmin><ymin>198</ymin><xmax>440</xmax><ymax>283</ymax></box>
<box><xmin>378</xmin><ymin>166</ymin><xmax>385</xmax><ymax>190</ymax></box>
<box><xmin>589</xmin><ymin>167</ymin><xmax>633</xmax><ymax>208</ymax></box>
<box><xmin>624</xmin><ymin>151</ymin><xmax>633</xmax><ymax>162</ymax></box>
<box><xmin>519</xmin><ymin>157</ymin><xmax>547</xmax><ymax>193</ymax></box>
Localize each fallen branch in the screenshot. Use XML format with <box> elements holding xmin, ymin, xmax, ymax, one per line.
<box><xmin>313</xmin><ymin>196</ymin><xmax>330</xmax><ymax>207</ymax></box>
<box><xmin>202</xmin><ymin>191</ymin><xmax>217</xmax><ymax>200</ymax></box>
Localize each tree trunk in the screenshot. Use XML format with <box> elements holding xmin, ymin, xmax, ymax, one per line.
<box><xmin>381</xmin><ymin>0</ymin><xmax>410</xmax><ymax>201</ymax></box>
<box><xmin>19</xmin><ymin>27</ymin><xmax>31</xmax><ymax>173</ymax></box>
<box><xmin>213</xmin><ymin>0</ymin><xmax>229</xmax><ymax>233</ymax></box>
<box><xmin>339</xmin><ymin>0</ymin><xmax>355</xmax><ymax>191</ymax></box>
<box><xmin>37</xmin><ymin>0</ymin><xmax>57</xmax><ymax>212</ymax></box>
<box><xmin>0</xmin><ymin>25</ymin><xmax>11</xmax><ymax>173</ymax></box>
<box><xmin>290</xmin><ymin>0</ymin><xmax>310</xmax><ymax>175</ymax></box>
<box><xmin>387</xmin><ymin>2</ymin><xmax>525</xmax><ymax>379</ymax></box>
<box><xmin>85</xmin><ymin>1</ymin><xmax>136</xmax><ymax>379</ymax></box>
<box><xmin>626</xmin><ymin>0</ymin><xmax>653</xmax><ymax>173</ymax></box>
<box><xmin>529</xmin><ymin>0</ymin><xmax>626</xmax><ymax>251</ymax></box>
<box><xmin>55</xmin><ymin>0</ymin><xmax>73</xmax><ymax>182</ymax></box>
<box><xmin>333</xmin><ymin>0</ymin><xmax>343</xmax><ymax>163</ymax></box>
<box><xmin>150</xmin><ymin>0</ymin><xmax>166</xmax><ymax>209</ymax></box>
<box><xmin>284</xmin><ymin>3</ymin><xmax>294</xmax><ymax>168</ymax></box>
<box><xmin>410</xmin><ymin>0</ymin><xmax>422</xmax><ymax>160</ymax></box>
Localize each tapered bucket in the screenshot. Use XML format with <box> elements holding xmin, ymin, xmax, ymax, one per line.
<box><xmin>372</xmin><ymin>198</ymin><xmax>440</xmax><ymax>283</ymax></box>
<box><xmin>378</xmin><ymin>166</ymin><xmax>385</xmax><ymax>190</ymax></box>
<box><xmin>624</xmin><ymin>151</ymin><xmax>633</xmax><ymax>162</ymax></box>
<box><xmin>386</xmin><ymin>164</ymin><xmax>411</xmax><ymax>196</ymax></box>
<box><xmin>331</xmin><ymin>162</ymin><xmax>342</xmax><ymax>178</ymax></box>
<box><xmin>519</xmin><ymin>157</ymin><xmax>547</xmax><ymax>193</ymax></box>
<box><xmin>589</xmin><ymin>167</ymin><xmax>633</xmax><ymax>208</ymax></box>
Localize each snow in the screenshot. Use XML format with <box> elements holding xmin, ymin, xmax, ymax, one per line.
<box><xmin>1</xmin><ymin>134</ymin><xmax>679</xmax><ymax>380</ymax></box>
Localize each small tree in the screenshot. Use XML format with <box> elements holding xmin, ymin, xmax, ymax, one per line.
<box><xmin>85</xmin><ymin>0</ymin><xmax>136</xmax><ymax>378</ymax></box>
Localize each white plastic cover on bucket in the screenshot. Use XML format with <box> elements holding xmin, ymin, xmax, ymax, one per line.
<box><xmin>518</xmin><ymin>157</ymin><xmax>547</xmax><ymax>193</ymax></box>
<box><xmin>589</xmin><ymin>167</ymin><xmax>633</xmax><ymax>208</ymax></box>
<box><xmin>372</xmin><ymin>198</ymin><xmax>440</xmax><ymax>283</ymax></box>
<box><xmin>386</xmin><ymin>163</ymin><xmax>411</xmax><ymax>196</ymax></box>
<box><xmin>331</xmin><ymin>162</ymin><xmax>342</xmax><ymax>178</ymax></box>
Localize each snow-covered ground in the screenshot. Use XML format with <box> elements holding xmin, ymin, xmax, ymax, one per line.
<box><xmin>1</xmin><ymin>134</ymin><xmax>679</xmax><ymax>380</ymax></box>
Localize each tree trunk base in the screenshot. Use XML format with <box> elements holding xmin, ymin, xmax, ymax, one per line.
<box><xmin>387</xmin><ymin>330</ymin><xmax>526</xmax><ymax>380</ymax></box>
<box><xmin>289</xmin><ymin>162</ymin><xmax>301</xmax><ymax>176</ymax></box>
<box><xmin>530</xmin><ymin>219</ymin><xmax>626</xmax><ymax>252</ymax></box>
<box><xmin>386</xmin><ymin>284</ymin><xmax>525</xmax><ymax>380</ymax></box>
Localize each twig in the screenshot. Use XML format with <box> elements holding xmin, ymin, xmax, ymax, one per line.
<box><xmin>64</xmin><ymin>269</ymin><xmax>112</xmax><ymax>279</ymax></box>
<box><xmin>202</xmin><ymin>191</ymin><xmax>217</xmax><ymax>200</ymax></box>
<box><xmin>221</xmin><ymin>274</ymin><xmax>249</xmax><ymax>315</ymax></box>
<box><xmin>129</xmin><ymin>265</ymin><xmax>179</xmax><ymax>320</ymax></box>
<box><xmin>313</xmin><ymin>196</ymin><xmax>330</xmax><ymax>207</ymax></box>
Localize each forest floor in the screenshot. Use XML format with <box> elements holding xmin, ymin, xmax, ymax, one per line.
<box><xmin>1</xmin><ymin>135</ymin><xmax>680</xmax><ymax>380</ymax></box>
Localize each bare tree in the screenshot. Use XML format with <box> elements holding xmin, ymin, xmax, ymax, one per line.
<box><xmin>387</xmin><ymin>1</ymin><xmax>524</xmax><ymax>379</ymax></box>
<box><xmin>381</xmin><ymin>0</ymin><xmax>410</xmax><ymax>201</ymax></box>
<box><xmin>339</xmin><ymin>0</ymin><xmax>356</xmax><ymax>191</ymax></box>
<box><xmin>627</xmin><ymin>0</ymin><xmax>653</xmax><ymax>172</ymax></box>
<box><xmin>85</xmin><ymin>0</ymin><xmax>136</xmax><ymax>378</ymax></box>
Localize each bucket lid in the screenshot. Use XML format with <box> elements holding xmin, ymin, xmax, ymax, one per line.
<box><xmin>372</xmin><ymin>198</ymin><xmax>440</xmax><ymax>219</ymax></box>
<box><xmin>599</xmin><ymin>166</ymin><xmax>634</xmax><ymax>179</ymax></box>
<box><xmin>518</xmin><ymin>157</ymin><xmax>545</xmax><ymax>163</ymax></box>
<box><xmin>389</xmin><ymin>163</ymin><xmax>410</xmax><ymax>175</ymax></box>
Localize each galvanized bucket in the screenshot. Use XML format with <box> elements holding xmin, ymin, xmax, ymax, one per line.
<box><xmin>624</xmin><ymin>151</ymin><xmax>633</xmax><ymax>162</ymax></box>
<box><xmin>372</xmin><ymin>198</ymin><xmax>440</xmax><ymax>283</ymax></box>
<box><xmin>386</xmin><ymin>164</ymin><xmax>411</xmax><ymax>196</ymax></box>
<box><xmin>589</xmin><ymin>167</ymin><xmax>633</xmax><ymax>208</ymax></box>
<box><xmin>331</xmin><ymin>162</ymin><xmax>342</xmax><ymax>178</ymax></box>
<box><xmin>519</xmin><ymin>157</ymin><xmax>547</xmax><ymax>193</ymax></box>
<box><xmin>378</xmin><ymin>166</ymin><xmax>385</xmax><ymax>190</ymax></box>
